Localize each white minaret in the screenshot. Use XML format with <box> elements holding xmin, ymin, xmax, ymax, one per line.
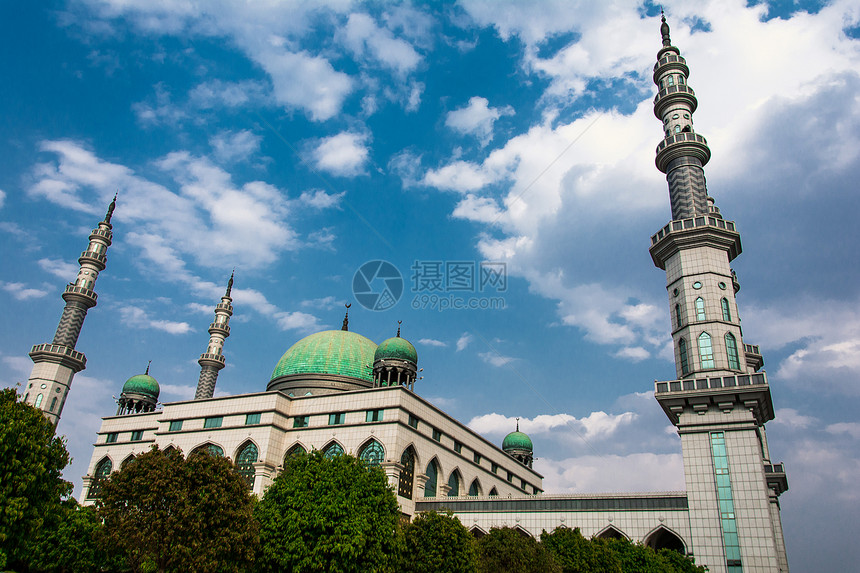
<box><xmin>649</xmin><ymin>15</ymin><xmax>788</xmax><ymax>573</ymax></box>
<box><xmin>23</xmin><ymin>196</ymin><xmax>116</xmax><ymax>426</ymax></box>
<box><xmin>194</xmin><ymin>272</ymin><xmax>233</xmax><ymax>400</ymax></box>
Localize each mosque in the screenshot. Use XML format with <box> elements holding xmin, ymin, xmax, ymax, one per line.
<box><xmin>20</xmin><ymin>17</ymin><xmax>789</xmax><ymax>573</ymax></box>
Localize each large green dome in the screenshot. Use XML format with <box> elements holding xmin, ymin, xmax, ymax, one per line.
<box><xmin>374</xmin><ymin>336</ymin><xmax>417</xmax><ymax>364</ymax></box>
<box><xmin>121</xmin><ymin>373</ymin><xmax>160</xmax><ymax>400</ymax></box>
<box><xmin>271</xmin><ymin>330</ymin><xmax>377</xmax><ymax>383</ymax></box>
<box><xmin>502</xmin><ymin>430</ymin><xmax>533</xmax><ymax>452</ymax></box>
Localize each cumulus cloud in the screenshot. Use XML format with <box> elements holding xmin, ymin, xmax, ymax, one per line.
<box><xmin>478</xmin><ymin>351</ymin><xmax>515</xmax><ymax>367</ymax></box>
<box><xmin>445</xmin><ymin>96</ymin><xmax>514</xmax><ymax>146</ymax></box>
<box><xmin>308</xmin><ymin>132</ymin><xmax>370</xmax><ymax>177</ymax></box>
<box><xmin>119</xmin><ymin>305</ymin><xmax>193</xmax><ymax>335</ymax></box>
<box><xmin>38</xmin><ymin>258</ymin><xmax>79</xmax><ymax>280</ymax></box>
<box><xmin>297</xmin><ymin>189</ymin><xmax>345</xmax><ymax>209</ymax></box>
<box><xmin>773</xmin><ymin>408</ymin><xmax>819</xmax><ymax>430</ymax></box>
<box><xmin>456</xmin><ymin>332</ymin><xmax>473</xmax><ymax>351</ymax></box>
<box><xmin>826</xmin><ymin>422</ymin><xmax>860</xmax><ymax>439</ymax></box>
<box><xmin>2</xmin><ymin>282</ymin><xmax>49</xmax><ymax>301</ymax></box>
<box><xmin>341</xmin><ymin>13</ymin><xmax>422</xmax><ymax>76</ymax></box>
<box><xmin>418</xmin><ymin>338</ymin><xmax>447</xmax><ymax>347</ymax></box>
<box><xmin>209</xmin><ymin>129</ymin><xmax>262</xmax><ymax>164</ymax></box>
<box><xmin>0</xmin><ymin>188</ymin><xmax>5</xmax><ymax>209</ymax></box>
<box><xmin>537</xmin><ymin>452</ymin><xmax>685</xmax><ymax>493</ymax></box>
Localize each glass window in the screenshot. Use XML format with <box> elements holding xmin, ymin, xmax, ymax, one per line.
<box><xmin>674</xmin><ymin>125</ymin><xmax>681</xmax><ymax>133</ymax></box>
<box><xmin>49</xmin><ymin>397</ymin><xmax>58</xmax><ymax>412</ymax></box>
<box><xmin>322</xmin><ymin>442</ymin><xmax>344</xmax><ymax>459</ymax></box>
<box><xmin>491</xmin><ymin>462</ymin><xmax>499</xmax><ymax>474</ymax></box>
<box><xmin>675</xmin><ymin>304</ymin><xmax>682</xmax><ymax>328</ymax></box>
<box><xmin>424</xmin><ymin>461</ymin><xmax>438</xmax><ymax>497</ymax></box>
<box><xmin>328</xmin><ymin>412</ymin><xmax>345</xmax><ymax>425</ymax></box>
<box><xmin>359</xmin><ymin>440</ymin><xmax>384</xmax><ymax>466</ymax></box>
<box><xmin>193</xmin><ymin>443</ymin><xmax>224</xmax><ymax>457</ymax></box>
<box><xmin>203</xmin><ymin>416</ymin><xmax>222</xmax><ymax>429</ymax></box>
<box><xmin>88</xmin><ymin>457</ymin><xmax>112</xmax><ymax>499</ymax></box>
<box><xmin>245</xmin><ymin>413</ymin><xmax>261</xmax><ymax>425</ymax></box>
<box><xmin>34</xmin><ymin>393</ymin><xmax>43</xmax><ymax>408</ymax></box>
<box><xmin>489</xmin><ymin>487</ymin><xmax>498</xmax><ymax>497</ymax></box>
<box><xmin>432</xmin><ymin>428</ymin><xmax>442</xmax><ymax>442</ymax></box>
<box><xmin>721</xmin><ymin>298</ymin><xmax>732</xmax><ymax>321</ymax></box>
<box><xmin>679</xmin><ymin>76</ymin><xmax>685</xmax><ymax>85</ymax></box>
<box><xmin>726</xmin><ymin>333</ymin><xmax>741</xmax><ymax>370</ymax></box>
<box><xmin>447</xmin><ymin>471</ymin><xmax>460</xmax><ymax>497</ymax></box>
<box><xmin>473</xmin><ymin>452</ymin><xmax>482</xmax><ymax>464</ymax></box>
<box><xmin>666</xmin><ymin>75</ymin><xmax>675</xmax><ymax>86</ymax></box>
<box><xmin>679</xmin><ymin>338</ymin><xmax>690</xmax><ymax>376</ymax></box>
<box><xmin>407</xmin><ymin>414</ymin><xmax>419</xmax><ymax>429</ymax></box>
<box><xmin>468</xmin><ymin>479</ymin><xmax>480</xmax><ymax>496</ymax></box>
<box><xmin>506</xmin><ymin>471</ymin><xmax>513</xmax><ymax>482</ymax></box>
<box><xmin>284</xmin><ymin>444</ymin><xmax>306</xmax><ymax>462</ymax></box>
<box><xmin>399</xmin><ymin>448</ymin><xmax>415</xmax><ymax>499</ymax></box>
<box><xmin>454</xmin><ymin>441</ymin><xmax>462</xmax><ymax>454</ymax></box>
<box><xmin>236</xmin><ymin>442</ymin><xmax>258</xmax><ymax>488</ymax></box>
<box><xmin>365</xmin><ymin>409</ymin><xmax>383</xmax><ymax>422</ymax></box>
<box><xmin>293</xmin><ymin>416</ymin><xmax>309</xmax><ymax>428</ymax></box>
<box><xmin>695</xmin><ymin>297</ymin><xmax>706</xmax><ymax>321</ymax></box>
<box><xmin>168</xmin><ymin>420</ymin><xmax>183</xmax><ymax>432</ymax></box>
<box><xmin>698</xmin><ymin>332</ymin><xmax>715</xmax><ymax>369</ymax></box>
<box><xmin>106</xmin><ymin>432</ymin><xmax>118</xmax><ymax>443</ymax></box>
<box><xmin>692</xmin><ymin>281</ymin><xmax>702</xmax><ymax>289</ymax></box>
<box><xmin>130</xmin><ymin>430</ymin><xmax>143</xmax><ymax>441</ymax></box>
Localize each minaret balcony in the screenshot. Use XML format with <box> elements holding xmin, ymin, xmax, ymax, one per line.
<box><xmin>744</xmin><ymin>343</ymin><xmax>764</xmax><ymax>372</ymax></box>
<box><xmin>29</xmin><ymin>343</ymin><xmax>87</xmax><ymax>372</ymax></box>
<box><xmin>649</xmin><ymin>215</ymin><xmax>742</xmax><ymax>269</ymax></box>
<box><xmin>89</xmin><ymin>228</ymin><xmax>112</xmax><ymax>242</ymax></box>
<box><xmin>655</xmin><ymin>132</ymin><xmax>711</xmax><ymax>172</ymax></box>
<box><xmin>654</xmin><ymin>371</ymin><xmax>774</xmax><ymax>425</ymax></box>
<box><xmin>764</xmin><ymin>463</ymin><xmax>789</xmax><ymax>496</ymax></box>
<box><xmin>653</xmin><ymin>54</ymin><xmax>688</xmax><ymax>80</ymax></box>
<box><xmin>208</xmin><ymin>322</ymin><xmax>230</xmax><ymax>335</ymax></box>
<box><xmin>79</xmin><ymin>250</ymin><xmax>107</xmax><ymax>269</ymax></box>
<box><xmin>653</xmin><ymin>84</ymin><xmax>698</xmax><ymax>117</ymax></box>
<box><xmin>198</xmin><ymin>353</ymin><xmax>226</xmax><ymax>366</ymax></box>
<box><xmin>215</xmin><ymin>302</ymin><xmax>233</xmax><ymax>313</ymax></box>
<box><xmin>62</xmin><ymin>284</ymin><xmax>98</xmax><ymax>305</ymax></box>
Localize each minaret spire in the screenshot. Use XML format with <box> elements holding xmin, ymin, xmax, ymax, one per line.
<box><xmin>194</xmin><ymin>273</ymin><xmax>234</xmax><ymax>400</ymax></box>
<box><xmin>396</xmin><ymin>320</ymin><xmax>401</xmax><ymax>337</ymax></box>
<box><xmin>341</xmin><ymin>303</ymin><xmax>351</xmax><ymax>331</ymax></box>
<box><xmin>24</xmin><ymin>196</ymin><xmax>116</xmax><ymax>425</ymax></box>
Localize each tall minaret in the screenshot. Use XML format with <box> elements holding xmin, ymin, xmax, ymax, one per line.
<box><xmin>194</xmin><ymin>273</ymin><xmax>233</xmax><ymax>400</ymax></box>
<box><xmin>24</xmin><ymin>196</ymin><xmax>116</xmax><ymax>426</ymax></box>
<box><xmin>649</xmin><ymin>15</ymin><xmax>789</xmax><ymax>572</ymax></box>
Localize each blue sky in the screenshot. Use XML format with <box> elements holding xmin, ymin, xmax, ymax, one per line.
<box><xmin>1</xmin><ymin>1</ymin><xmax>859</xmax><ymax>570</ymax></box>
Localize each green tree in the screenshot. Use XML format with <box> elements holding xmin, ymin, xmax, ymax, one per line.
<box><xmin>400</xmin><ymin>510</ymin><xmax>478</xmax><ymax>573</ymax></box>
<box><xmin>656</xmin><ymin>547</ymin><xmax>707</xmax><ymax>573</ymax></box>
<box><xmin>477</xmin><ymin>527</ymin><xmax>561</xmax><ymax>573</ymax></box>
<box><xmin>255</xmin><ymin>450</ymin><xmax>400</xmax><ymax>573</ymax></box>
<box><xmin>602</xmin><ymin>538</ymin><xmax>707</xmax><ymax>573</ymax></box>
<box><xmin>97</xmin><ymin>445</ymin><xmax>258</xmax><ymax>573</ymax></box>
<box><xmin>540</xmin><ymin>527</ymin><xmax>621</xmax><ymax>573</ymax></box>
<box><xmin>0</xmin><ymin>387</ymin><xmax>71</xmax><ymax>570</ymax></box>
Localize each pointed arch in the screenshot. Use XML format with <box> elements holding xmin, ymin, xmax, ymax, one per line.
<box><xmin>87</xmin><ymin>456</ymin><xmax>113</xmax><ymax>499</ymax></box>
<box><xmin>721</xmin><ymin>297</ymin><xmax>732</xmax><ymax>321</ymax></box>
<box><xmin>643</xmin><ymin>525</ymin><xmax>686</xmax><ymax>554</ymax></box>
<box><xmin>595</xmin><ymin>525</ymin><xmax>629</xmax><ymax>540</ymax></box>
<box><xmin>489</xmin><ymin>487</ymin><xmax>498</xmax><ymax>497</ymax></box>
<box><xmin>725</xmin><ymin>332</ymin><xmax>741</xmax><ymax>370</ymax></box>
<box><xmin>698</xmin><ymin>332</ymin><xmax>715</xmax><ymax>369</ymax></box>
<box><xmin>447</xmin><ymin>468</ymin><xmax>462</xmax><ymax>497</ymax></box>
<box><xmin>398</xmin><ymin>446</ymin><xmax>416</xmax><ymax>499</ymax></box>
<box><xmin>120</xmin><ymin>454</ymin><xmax>137</xmax><ymax>470</ymax></box>
<box><xmin>191</xmin><ymin>443</ymin><xmax>224</xmax><ymax>457</ymax></box>
<box><xmin>468</xmin><ymin>478</ymin><xmax>481</xmax><ymax>497</ymax></box>
<box><xmin>678</xmin><ymin>337</ymin><xmax>689</xmax><ymax>375</ymax></box>
<box><xmin>513</xmin><ymin>525</ymin><xmax>532</xmax><ymax>538</ymax></box>
<box><xmin>322</xmin><ymin>440</ymin><xmax>344</xmax><ymax>459</ymax></box>
<box><xmin>284</xmin><ymin>442</ymin><xmax>307</xmax><ymax>464</ymax></box>
<box><xmin>34</xmin><ymin>393</ymin><xmax>43</xmax><ymax>408</ymax></box>
<box><xmin>675</xmin><ymin>304</ymin><xmax>682</xmax><ymax>328</ymax></box>
<box><xmin>695</xmin><ymin>297</ymin><xmax>706</xmax><ymax>320</ymax></box>
<box><xmin>469</xmin><ymin>525</ymin><xmax>488</xmax><ymax>538</ymax></box>
<box><xmin>424</xmin><ymin>458</ymin><xmax>440</xmax><ymax>498</ymax></box>
<box><xmin>358</xmin><ymin>438</ymin><xmax>385</xmax><ymax>466</ymax></box>
<box><xmin>235</xmin><ymin>440</ymin><xmax>259</xmax><ymax>489</ymax></box>
<box><xmin>164</xmin><ymin>445</ymin><xmax>179</xmax><ymax>454</ymax></box>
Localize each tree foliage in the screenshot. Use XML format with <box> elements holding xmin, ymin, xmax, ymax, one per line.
<box><xmin>0</xmin><ymin>387</ymin><xmax>71</xmax><ymax>569</ymax></box>
<box><xmin>97</xmin><ymin>445</ymin><xmax>258</xmax><ymax>573</ymax></box>
<box><xmin>541</xmin><ymin>527</ymin><xmax>622</xmax><ymax>573</ymax></box>
<box><xmin>400</xmin><ymin>510</ymin><xmax>477</xmax><ymax>573</ymax></box>
<box><xmin>255</xmin><ymin>450</ymin><xmax>400</xmax><ymax>573</ymax></box>
<box><xmin>477</xmin><ymin>527</ymin><xmax>561</xmax><ymax>573</ymax></box>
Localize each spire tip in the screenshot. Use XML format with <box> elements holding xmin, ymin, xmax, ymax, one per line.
<box><xmin>342</xmin><ymin>303</ymin><xmax>351</xmax><ymax>331</ymax></box>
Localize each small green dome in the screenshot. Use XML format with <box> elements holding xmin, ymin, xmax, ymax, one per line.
<box><xmin>122</xmin><ymin>373</ymin><xmax>160</xmax><ymax>400</ymax></box>
<box><xmin>502</xmin><ymin>431</ymin><xmax>533</xmax><ymax>452</ymax></box>
<box><xmin>271</xmin><ymin>330</ymin><xmax>377</xmax><ymax>383</ymax></box>
<box><xmin>374</xmin><ymin>335</ymin><xmax>418</xmax><ymax>364</ymax></box>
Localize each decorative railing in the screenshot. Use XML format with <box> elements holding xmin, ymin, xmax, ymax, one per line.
<box><xmin>764</xmin><ymin>464</ymin><xmax>785</xmax><ymax>474</ymax></box>
<box><xmin>199</xmin><ymin>353</ymin><xmax>226</xmax><ymax>365</ymax></box>
<box><xmin>89</xmin><ymin>228</ymin><xmax>112</xmax><ymax>240</ymax></box>
<box><xmin>654</xmin><ymin>54</ymin><xmax>687</xmax><ymax>70</ymax></box>
<box><xmin>656</xmin><ymin>132</ymin><xmax>708</xmax><ymax>154</ymax></box>
<box><xmin>30</xmin><ymin>343</ymin><xmax>86</xmax><ymax>364</ymax></box>
<box><xmin>79</xmin><ymin>250</ymin><xmax>107</xmax><ymax>264</ymax></box>
<box><xmin>216</xmin><ymin>303</ymin><xmax>232</xmax><ymax>311</ymax></box>
<box><xmin>63</xmin><ymin>285</ymin><xmax>98</xmax><ymax>301</ymax></box>
<box><xmin>655</xmin><ymin>371</ymin><xmax>767</xmax><ymax>394</ymax></box>
<box><xmin>209</xmin><ymin>323</ymin><xmax>230</xmax><ymax>335</ymax></box>
<box><xmin>744</xmin><ymin>343</ymin><xmax>761</xmax><ymax>355</ymax></box>
<box><xmin>654</xmin><ymin>84</ymin><xmax>696</xmax><ymax>103</ymax></box>
<box><xmin>651</xmin><ymin>216</ymin><xmax>737</xmax><ymax>245</ymax></box>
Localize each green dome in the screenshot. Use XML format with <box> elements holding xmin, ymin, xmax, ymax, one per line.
<box><xmin>374</xmin><ymin>336</ymin><xmax>418</xmax><ymax>364</ymax></box>
<box><xmin>502</xmin><ymin>431</ymin><xmax>533</xmax><ymax>452</ymax></box>
<box><xmin>122</xmin><ymin>373</ymin><xmax>160</xmax><ymax>400</ymax></box>
<box><xmin>271</xmin><ymin>330</ymin><xmax>377</xmax><ymax>383</ymax></box>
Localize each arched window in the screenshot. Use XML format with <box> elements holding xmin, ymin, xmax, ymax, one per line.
<box><xmin>358</xmin><ymin>439</ymin><xmax>384</xmax><ymax>466</ymax></box>
<box><xmin>398</xmin><ymin>447</ymin><xmax>415</xmax><ymax>499</ymax></box>
<box><xmin>34</xmin><ymin>393</ymin><xmax>43</xmax><ymax>408</ymax></box>
<box><xmin>87</xmin><ymin>457</ymin><xmax>112</xmax><ymax>499</ymax></box>
<box><xmin>489</xmin><ymin>487</ymin><xmax>498</xmax><ymax>497</ymax></box>
<box><xmin>192</xmin><ymin>443</ymin><xmax>224</xmax><ymax>457</ymax></box>
<box><xmin>236</xmin><ymin>442</ymin><xmax>258</xmax><ymax>488</ymax></box>
<box><xmin>721</xmin><ymin>298</ymin><xmax>732</xmax><ymax>321</ymax></box>
<box><xmin>679</xmin><ymin>338</ymin><xmax>690</xmax><ymax>375</ymax></box>
<box><xmin>322</xmin><ymin>442</ymin><xmax>344</xmax><ymax>459</ymax></box>
<box><xmin>674</xmin><ymin>124</ymin><xmax>681</xmax><ymax>134</ymax></box>
<box><xmin>726</xmin><ymin>333</ymin><xmax>741</xmax><ymax>370</ymax></box>
<box><xmin>644</xmin><ymin>526</ymin><xmax>686</xmax><ymax>554</ymax></box>
<box><xmin>468</xmin><ymin>479</ymin><xmax>481</xmax><ymax>496</ymax></box>
<box><xmin>120</xmin><ymin>454</ymin><xmax>136</xmax><ymax>470</ymax></box>
<box><xmin>678</xmin><ymin>75</ymin><xmax>685</xmax><ymax>85</ymax></box>
<box><xmin>284</xmin><ymin>443</ymin><xmax>306</xmax><ymax>464</ymax></box>
<box><xmin>424</xmin><ymin>460</ymin><xmax>439</xmax><ymax>497</ymax></box>
<box><xmin>698</xmin><ymin>332</ymin><xmax>715</xmax><ymax>369</ymax></box>
<box><xmin>447</xmin><ymin>470</ymin><xmax>461</xmax><ymax>497</ymax></box>
<box><xmin>675</xmin><ymin>304</ymin><xmax>682</xmax><ymax>328</ymax></box>
<box><xmin>695</xmin><ymin>297</ymin><xmax>706</xmax><ymax>321</ymax></box>
<box><xmin>666</xmin><ymin>75</ymin><xmax>675</xmax><ymax>86</ymax></box>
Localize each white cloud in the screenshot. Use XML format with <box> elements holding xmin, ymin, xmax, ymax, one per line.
<box><xmin>274</xmin><ymin>310</ymin><xmax>322</xmax><ymax>332</ymax></box>
<box><xmin>456</xmin><ymin>332</ymin><xmax>473</xmax><ymax>351</ymax></box>
<box><xmin>301</xmin><ymin>296</ymin><xmax>343</xmax><ymax>310</ymax></box>
<box><xmin>188</xmin><ymin>79</ymin><xmax>269</xmax><ymax>109</ymax></box>
<box><xmin>209</xmin><ymin>130</ymin><xmax>262</xmax><ymax>164</ymax></box>
<box><xmin>298</xmin><ymin>189</ymin><xmax>345</xmax><ymax>209</ymax></box>
<box><xmin>2</xmin><ymin>282</ymin><xmax>49</xmax><ymax>301</ymax></box>
<box><xmin>0</xmin><ymin>188</ymin><xmax>5</xmax><ymax>209</ymax></box>
<box><xmin>309</xmin><ymin>132</ymin><xmax>370</xmax><ymax>177</ymax></box>
<box><xmin>469</xmin><ymin>411</ymin><xmax>637</xmax><ymax>441</ymax></box>
<box><xmin>773</xmin><ymin>408</ymin><xmax>819</xmax><ymax>430</ymax></box>
<box><xmin>537</xmin><ymin>452</ymin><xmax>685</xmax><ymax>493</ymax></box>
<box><xmin>159</xmin><ymin>383</ymin><xmax>196</xmax><ymax>400</ymax></box>
<box><xmin>418</xmin><ymin>338</ymin><xmax>447</xmax><ymax>347</ymax></box>
<box><xmin>478</xmin><ymin>351</ymin><xmax>514</xmax><ymax>367</ymax></box>
<box><xmin>38</xmin><ymin>258</ymin><xmax>79</xmax><ymax>280</ymax></box>
<box><xmin>119</xmin><ymin>305</ymin><xmax>193</xmax><ymax>335</ymax></box>
<box><xmin>826</xmin><ymin>422</ymin><xmax>860</xmax><ymax>439</ymax></box>
<box><xmin>614</xmin><ymin>346</ymin><xmax>650</xmax><ymax>362</ymax></box>
<box><xmin>445</xmin><ymin>96</ymin><xmax>514</xmax><ymax>146</ymax></box>
<box><xmin>186</xmin><ymin>302</ymin><xmax>213</xmax><ymax>315</ymax></box>
<box><xmin>341</xmin><ymin>13</ymin><xmax>422</xmax><ymax>76</ymax></box>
